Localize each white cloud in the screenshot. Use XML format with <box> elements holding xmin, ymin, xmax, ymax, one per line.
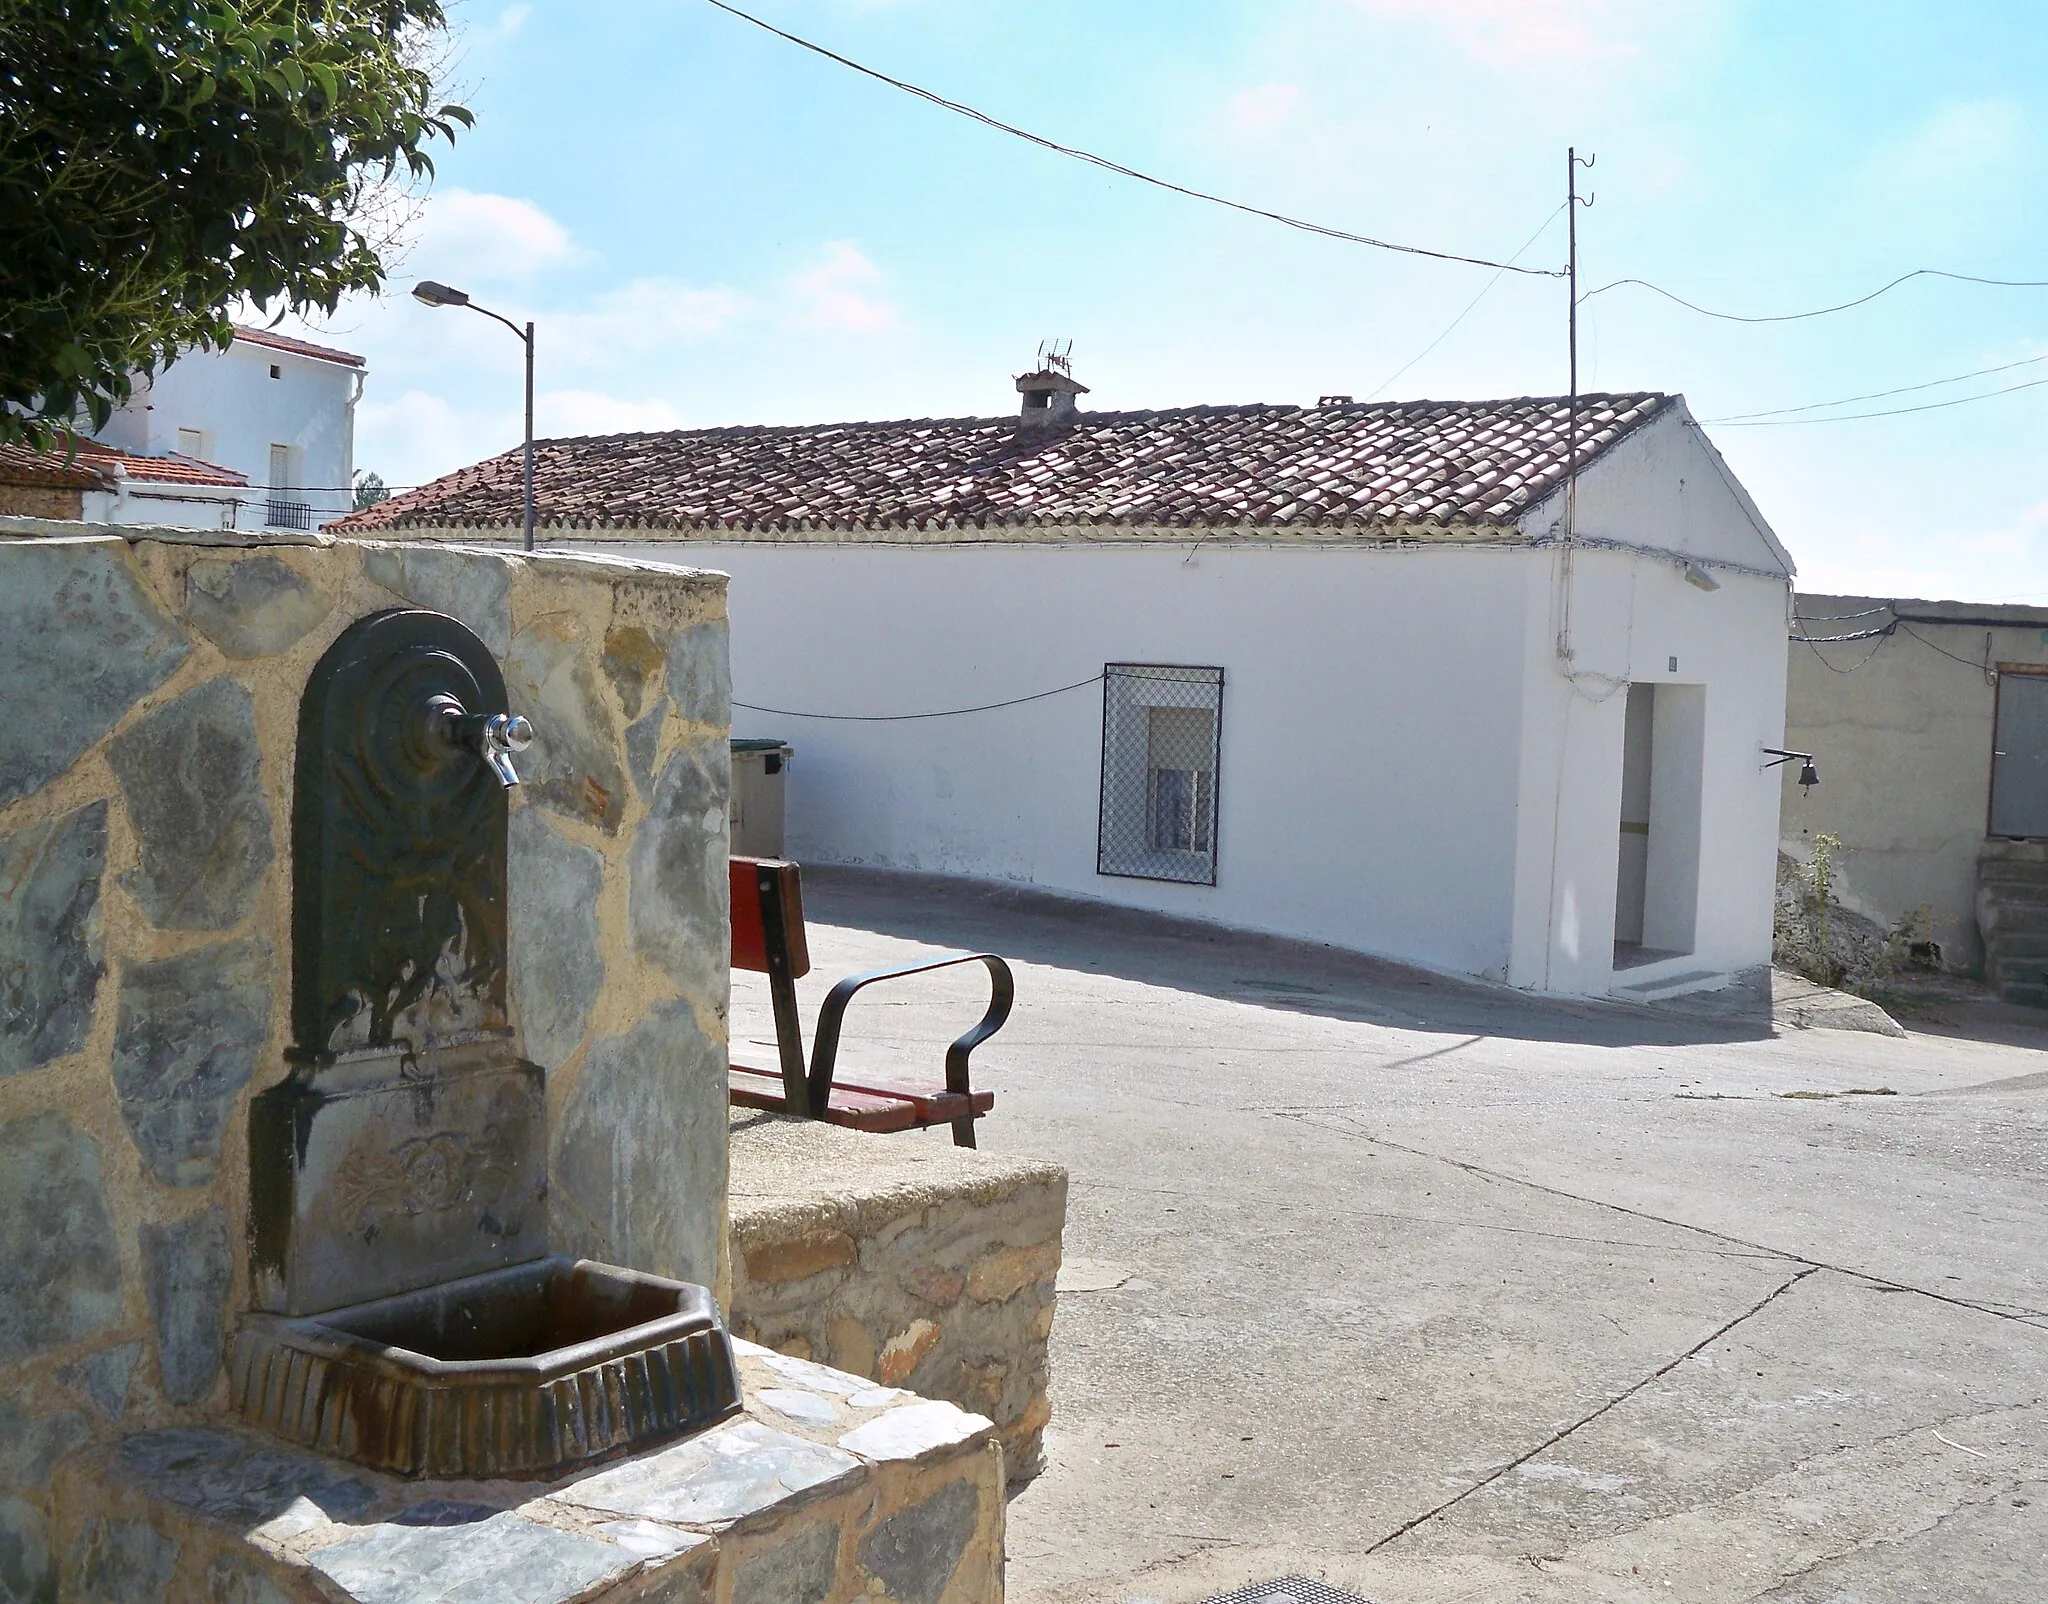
<box><xmin>409</xmin><ymin>189</ymin><xmax>586</xmax><ymax>289</ymax></box>
<box><xmin>1228</xmin><ymin>82</ymin><xmax>1301</xmax><ymax>132</ymax></box>
<box><xmin>551</xmin><ymin>278</ymin><xmax>754</xmax><ymax>366</ymax></box>
<box><xmin>784</xmin><ymin>242</ymin><xmax>901</xmax><ymax>335</ymax></box>
<box><xmin>486</xmin><ymin>3</ymin><xmax>532</xmax><ymax>39</ymax></box>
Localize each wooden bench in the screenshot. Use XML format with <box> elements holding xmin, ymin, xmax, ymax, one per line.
<box><xmin>726</xmin><ymin>855</ymin><xmax>1013</xmax><ymax>1147</ymax></box>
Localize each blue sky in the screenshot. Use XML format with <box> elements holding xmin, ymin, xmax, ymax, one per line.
<box><xmin>289</xmin><ymin>0</ymin><xmax>2048</xmax><ymax>603</ymax></box>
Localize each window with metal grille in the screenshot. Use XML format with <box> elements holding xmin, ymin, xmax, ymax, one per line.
<box><xmin>1097</xmin><ymin>664</ymin><xmax>1224</xmax><ymax>885</ymax></box>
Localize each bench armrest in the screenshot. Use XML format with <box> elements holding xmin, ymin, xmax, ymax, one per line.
<box><xmin>807</xmin><ymin>952</ymin><xmax>1014</xmax><ymax>1146</ymax></box>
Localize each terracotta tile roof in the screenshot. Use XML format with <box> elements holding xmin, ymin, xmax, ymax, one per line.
<box><xmin>79</xmin><ymin>444</ymin><xmax>249</xmax><ymax>487</ymax></box>
<box><xmin>339</xmin><ymin>392</ymin><xmax>1675</xmax><ymax>538</ymax></box>
<box><xmin>231</xmin><ymin>324</ymin><xmax>366</xmax><ymax>368</ymax></box>
<box><xmin>0</xmin><ymin>437</ymin><xmax>249</xmax><ymax>492</ymax></box>
<box><xmin>0</xmin><ymin>440</ymin><xmax>111</xmax><ymax>490</ymax></box>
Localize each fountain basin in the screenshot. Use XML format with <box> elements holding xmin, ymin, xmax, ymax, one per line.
<box><xmin>230</xmin><ymin>1257</ymin><xmax>743</xmax><ymax>1479</ymax></box>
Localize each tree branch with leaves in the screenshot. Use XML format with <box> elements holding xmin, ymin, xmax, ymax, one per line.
<box><xmin>0</xmin><ymin>0</ymin><xmax>471</xmax><ymax>444</ymax></box>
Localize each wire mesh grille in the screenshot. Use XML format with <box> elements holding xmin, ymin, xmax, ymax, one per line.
<box><xmin>1097</xmin><ymin>664</ymin><xmax>1224</xmax><ymax>885</ymax></box>
<box><xmin>1198</xmin><ymin>1580</ymin><xmax>1374</xmax><ymax>1604</ymax></box>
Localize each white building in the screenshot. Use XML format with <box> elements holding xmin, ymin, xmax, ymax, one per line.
<box><xmin>0</xmin><ymin>326</ymin><xmax>364</xmax><ymax>531</ymax></box>
<box><xmin>348</xmin><ymin>377</ymin><xmax>1796</xmax><ymax>999</ymax></box>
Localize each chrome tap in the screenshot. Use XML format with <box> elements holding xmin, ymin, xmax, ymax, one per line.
<box><xmin>473</xmin><ymin>712</ymin><xmax>535</xmax><ymax>788</ymax></box>
<box><xmin>426</xmin><ymin>697</ymin><xmax>536</xmax><ymax>788</ymax></box>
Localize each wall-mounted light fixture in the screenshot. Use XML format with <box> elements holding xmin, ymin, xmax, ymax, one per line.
<box><xmin>1683</xmin><ymin>562</ymin><xmax>1721</xmax><ymax>592</ymax></box>
<box><xmin>1762</xmin><ymin>746</ymin><xmax>1819</xmax><ymax>791</ymax></box>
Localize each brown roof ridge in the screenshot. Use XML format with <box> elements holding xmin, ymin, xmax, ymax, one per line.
<box><xmin>230</xmin><ymin>324</ymin><xmax>366</xmax><ymax>368</ymax></box>
<box><xmin>524</xmin><ymin>390</ymin><xmax>1673</xmax><ymax>449</ymax></box>
<box><xmin>339</xmin><ymin>389</ymin><xmax>1685</xmax><ymax>538</ymax></box>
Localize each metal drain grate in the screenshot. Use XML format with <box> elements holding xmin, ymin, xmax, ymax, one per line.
<box><xmin>1198</xmin><ymin>1581</ymin><xmax>1374</xmax><ymax>1604</ymax></box>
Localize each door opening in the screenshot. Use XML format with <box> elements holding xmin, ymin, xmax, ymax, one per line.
<box><xmin>1613</xmin><ymin>683</ymin><xmax>1706</xmax><ymax>972</ymax></box>
<box><xmin>1990</xmin><ymin>670</ymin><xmax>2048</xmax><ymax>839</ymax></box>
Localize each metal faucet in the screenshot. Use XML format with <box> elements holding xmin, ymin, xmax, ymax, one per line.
<box><xmin>427</xmin><ymin>697</ymin><xmax>536</xmax><ymax>788</ymax></box>
<box><xmin>473</xmin><ymin>712</ymin><xmax>535</xmax><ymax>788</ymax></box>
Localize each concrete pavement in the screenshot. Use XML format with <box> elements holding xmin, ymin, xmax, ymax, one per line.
<box><xmin>732</xmin><ymin>867</ymin><xmax>2048</xmax><ymax>1602</ymax></box>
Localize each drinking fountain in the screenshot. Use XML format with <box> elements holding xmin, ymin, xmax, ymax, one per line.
<box><xmin>231</xmin><ymin>608</ymin><xmax>740</xmax><ymax>1479</ymax></box>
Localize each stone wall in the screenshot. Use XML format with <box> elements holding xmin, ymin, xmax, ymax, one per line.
<box><xmin>0</xmin><ymin>481</ymin><xmax>86</xmax><ymax>521</ymax></box>
<box><xmin>728</xmin><ymin>1111</ymin><xmax>1066</xmax><ymax>1482</ymax></box>
<box><xmin>0</xmin><ymin>524</ymin><xmax>734</xmax><ymax>1596</ymax></box>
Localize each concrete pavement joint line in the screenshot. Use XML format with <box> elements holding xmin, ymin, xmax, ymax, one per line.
<box><xmin>1293</xmin><ymin>1114</ymin><xmax>2048</xmax><ymax>1330</ymax></box>
<box><xmin>1359</xmin><ymin>1266</ymin><xmax>1823</xmax><ymax>1558</ymax></box>
<box><xmin>1747</xmin><ymin>1470</ymin><xmax>2048</xmax><ymax>1601</ymax></box>
<box><xmin>1073</xmin><ymin>1177</ymin><xmax>1794</xmax><ymax>1263</ymax></box>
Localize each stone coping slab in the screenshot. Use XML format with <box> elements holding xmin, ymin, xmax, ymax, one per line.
<box><xmin>729</xmin><ymin>1110</ymin><xmax>1066</xmax><ymax>1234</ymax></box>
<box><xmin>48</xmin><ymin>1341</ymin><xmax>1001</xmax><ymax>1601</ymax></box>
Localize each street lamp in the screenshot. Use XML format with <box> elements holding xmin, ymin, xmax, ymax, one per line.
<box><xmin>412</xmin><ymin>280</ymin><xmax>536</xmax><ymax>552</ymax></box>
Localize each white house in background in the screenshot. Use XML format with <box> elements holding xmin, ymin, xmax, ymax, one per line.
<box><xmin>0</xmin><ymin>326</ymin><xmax>365</xmax><ymax>530</ymax></box>
<box><xmin>345</xmin><ymin>373</ymin><xmax>1797</xmax><ymax>1000</ymax></box>
<box><xmin>90</xmin><ymin>325</ymin><xmax>365</xmax><ymax>530</ymax></box>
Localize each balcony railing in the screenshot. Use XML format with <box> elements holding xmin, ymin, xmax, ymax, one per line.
<box><xmin>265</xmin><ymin>497</ymin><xmax>313</xmax><ymax>530</ymax></box>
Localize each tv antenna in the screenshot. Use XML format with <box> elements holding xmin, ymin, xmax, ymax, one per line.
<box><xmin>1036</xmin><ymin>338</ymin><xmax>1074</xmax><ymax>376</ymax></box>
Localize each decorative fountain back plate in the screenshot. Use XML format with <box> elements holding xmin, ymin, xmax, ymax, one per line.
<box><xmin>237</xmin><ymin>609</ymin><xmax>739</xmax><ymax>1478</ymax></box>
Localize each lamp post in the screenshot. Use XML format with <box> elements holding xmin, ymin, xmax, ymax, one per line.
<box><xmin>412</xmin><ymin>280</ymin><xmax>535</xmax><ymax>552</ymax></box>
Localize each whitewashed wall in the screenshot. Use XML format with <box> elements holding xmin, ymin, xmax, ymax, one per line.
<box><xmin>1506</xmin><ymin>550</ymin><xmax>1791</xmax><ymax>994</ymax></box>
<box><xmin>588</xmin><ymin>538</ymin><xmax>1538</xmax><ymax>982</ymax></box>
<box><xmin>97</xmin><ymin>339</ymin><xmax>359</xmax><ymax>527</ymax></box>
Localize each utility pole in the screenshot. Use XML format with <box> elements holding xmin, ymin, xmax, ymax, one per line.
<box><xmin>1558</xmin><ymin>147</ymin><xmax>1594</xmax><ymax>664</ymax></box>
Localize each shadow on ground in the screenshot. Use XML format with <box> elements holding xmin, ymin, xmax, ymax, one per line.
<box><xmin>798</xmin><ymin>865</ymin><xmax>1781</xmax><ymax>1050</ymax></box>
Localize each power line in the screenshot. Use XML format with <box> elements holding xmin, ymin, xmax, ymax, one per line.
<box><xmin>1708</xmin><ymin>349</ymin><xmax>2048</xmax><ymax>423</ymax></box>
<box><xmin>734</xmin><ymin>673</ymin><xmax>1103</xmax><ymax>721</ymax></box>
<box><xmin>698</xmin><ymin>0</ymin><xmax>1564</xmax><ymax>278</ymax></box>
<box><xmin>1713</xmin><ymin>372</ymin><xmax>2048</xmax><ymax>427</ymax></box>
<box><xmin>1579</xmin><ymin>267</ymin><xmax>2048</xmax><ymax>324</ymax></box>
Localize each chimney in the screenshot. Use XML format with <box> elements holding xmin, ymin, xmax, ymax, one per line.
<box><xmin>1015</xmin><ymin>366</ymin><xmax>1088</xmax><ymax>431</ymax></box>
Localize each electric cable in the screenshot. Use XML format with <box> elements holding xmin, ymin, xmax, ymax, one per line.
<box><xmin>1707</xmin><ymin>349</ymin><xmax>2048</xmax><ymax>423</ymax></box>
<box><xmin>1367</xmin><ymin>204</ymin><xmax>1567</xmax><ymax>399</ymax></box>
<box><xmin>734</xmin><ymin>673</ymin><xmax>1104</xmax><ymax>721</ymax></box>
<box><xmin>698</xmin><ymin>0</ymin><xmax>1564</xmax><ymax>278</ymax></box>
<box><xmin>1579</xmin><ymin>267</ymin><xmax>2048</xmax><ymax>324</ymax></box>
<box><xmin>1897</xmin><ymin>621</ymin><xmax>1996</xmax><ymax>679</ymax></box>
<box><xmin>1802</xmin><ymin>636</ymin><xmax>1889</xmax><ymax>674</ymax></box>
<box><xmin>1713</xmin><ymin>372</ymin><xmax>2048</xmax><ymax>427</ymax></box>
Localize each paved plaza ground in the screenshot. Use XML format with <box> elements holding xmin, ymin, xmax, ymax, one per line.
<box><xmin>734</xmin><ymin>867</ymin><xmax>2048</xmax><ymax>1603</ymax></box>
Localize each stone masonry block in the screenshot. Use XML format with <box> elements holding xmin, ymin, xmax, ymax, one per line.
<box><xmin>0</xmin><ymin>801</ymin><xmax>107</xmax><ymax>1080</ymax></box>
<box><xmin>626</xmin><ymin>745</ymin><xmax>729</xmax><ymax>1008</ymax></box>
<box><xmin>507</xmin><ymin>806</ymin><xmax>604</xmax><ymax>1072</ymax></box>
<box><xmin>506</xmin><ymin>620</ymin><xmax>627</xmax><ymax>835</ymax></box>
<box><xmin>0</xmin><ymin>540</ymin><xmax>189</xmax><ymax>807</ymax></box>
<box><xmin>140</xmin><ymin>1208</ymin><xmax>234</xmax><ymax>1406</ymax></box>
<box><xmin>0</xmin><ymin>1113</ymin><xmax>123</xmax><ymax>1364</ymax></box>
<box><xmin>182</xmin><ymin>555</ymin><xmax>331</xmax><ymax>660</ymax></box>
<box><xmin>108</xmin><ymin>677</ymin><xmax>275</xmax><ymax>931</ymax></box>
<box><xmin>554</xmin><ymin>1001</ymin><xmax>725</xmax><ymax>1288</ymax></box>
<box><xmin>111</xmin><ymin>940</ymin><xmax>271</xmax><ymax>1188</ymax></box>
<box><xmin>0</xmin><ymin>1490</ymin><xmax>53</xmax><ymax>1604</ymax></box>
<box><xmin>743</xmin><ymin>1230</ymin><xmax>857</xmax><ymax>1286</ymax></box>
<box><xmin>362</xmin><ymin>545</ymin><xmax>510</xmax><ymax>659</ymax></box>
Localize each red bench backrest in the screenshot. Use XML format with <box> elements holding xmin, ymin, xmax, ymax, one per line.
<box><xmin>730</xmin><ymin>855</ymin><xmax>811</xmax><ymax>978</ymax></box>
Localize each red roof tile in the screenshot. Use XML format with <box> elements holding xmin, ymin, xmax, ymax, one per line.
<box><xmin>0</xmin><ymin>440</ymin><xmax>111</xmax><ymax>490</ymax></box>
<box><xmin>231</xmin><ymin>325</ymin><xmax>366</xmax><ymax>368</ymax></box>
<box><xmin>76</xmin><ymin>443</ymin><xmax>248</xmax><ymax>487</ymax></box>
<box><xmin>339</xmin><ymin>393</ymin><xmax>1675</xmax><ymax>537</ymax></box>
